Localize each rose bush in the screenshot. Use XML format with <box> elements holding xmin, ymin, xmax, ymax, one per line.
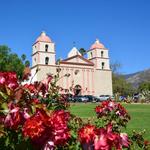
<box><xmin>0</xmin><ymin>70</ymin><xmax>150</xmax><ymax>150</ymax></box>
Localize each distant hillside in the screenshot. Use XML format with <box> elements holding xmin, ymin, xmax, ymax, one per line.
<box><xmin>125</xmin><ymin>68</ymin><xmax>150</xmax><ymax>88</ymax></box>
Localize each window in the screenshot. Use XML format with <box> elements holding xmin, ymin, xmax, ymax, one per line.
<box><xmin>45</xmin><ymin>57</ymin><xmax>49</xmax><ymax>65</ymax></box>
<box><xmin>45</xmin><ymin>44</ymin><xmax>48</xmax><ymax>52</ymax></box>
<box><xmin>90</xmin><ymin>52</ymin><xmax>93</xmax><ymax>58</ymax></box>
<box><xmin>102</xmin><ymin>62</ymin><xmax>105</xmax><ymax>69</ymax></box>
<box><xmin>101</xmin><ymin>51</ymin><xmax>104</xmax><ymax>57</ymax></box>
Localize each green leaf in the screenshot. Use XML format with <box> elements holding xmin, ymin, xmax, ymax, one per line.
<box><xmin>0</xmin><ymin>91</ymin><xmax>8</xmax><ymax>100</ymax></box>
<box><xmin>1</xmin><ymin>102</ymin><xmax>8</xmax><ymax>110</ymax></box>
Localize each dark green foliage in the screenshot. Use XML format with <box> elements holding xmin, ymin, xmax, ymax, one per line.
<box><xmin>79</xmin><ymin>48</ymin><xmax>86</xmax><ymax>56</ymax></box>
<box><xmin>25</xmin><ymin>60</ymin><xmax>30</xmax><ymax>67</ymax></box>
<box><xmin>138</xmin><ymin>82</ymin><xmax>150</xmax><ymax>100</ymax></box>
<box><xmin>0</xmin><ymin>128</ymin><xmax>34</xmax><ymax>150</ymax></box>
<box><xmin>113</xmin><ymin>74</ymin><xmax>135</xmax><ymax>97</ymax></box>
<box><xmin>0</xmin><ymin>45</ymin><xmax>29</xmax><ymax>79</ymax></box>
<box><xmin>111</xmin><ymin>62</ymin><xmax>135</xmax><ymax>97</ymax></box>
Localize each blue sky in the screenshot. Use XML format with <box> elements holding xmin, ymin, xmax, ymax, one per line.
<box><xmin>0</xmin><ymin>0</ymin><xmax>150</xmax><ymax>74</ymax></box>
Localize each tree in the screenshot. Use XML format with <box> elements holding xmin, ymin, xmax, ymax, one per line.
<box><xmin>138</xmin><ymin>82</ymin><xmax>150</xmax><ymax>100</ymax></box>
<box><xmin>21</xmin><ymin>54</ymin><xmax>26</xmax><ymax>62</ymax></box>
<box><xmin>25</xmin><ymin>60</ymin><xmax>30</xmax><ymax>67</ymax></box>
<box><xmin>111</xmin><ymin>62</ymin><xmax>135</xmax><ymax>99</ymax></box>
<box><xmin>79</xmin><ymin>48</ymin><xmax>86</xmax><ymax>56</ymax></box>
<box><xmin>0</xmin><ymin>45</ymin><xmax>29</xmax><ymax>79</ymax></box>
<box><xmin>110</xmin><ymin>62</ymin><xmax>121</xmax><ymax>74</ymax></box>
<box><xmin>113</xmin><ymin>74</ymin><xmax>135</xmax><ymax>97</ymax></box>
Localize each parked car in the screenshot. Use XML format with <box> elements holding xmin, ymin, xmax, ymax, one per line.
<box><xmin>98</xmin><ymin>95</ymin><xmax>114</xmax><ymax>101</ymax></box>
<box><xmin>73</xmin><ymin>95</ymin><xmax>89</xmax><ymax>102</ymax></box>
<box><xmin>84</xmin><ymin>95</ymin><xmax>98</xmax><ymax>102</ymax></box>
<box><xmin>94</xmin><ymin>96</ymin><xmax>100</xmax><ymax>102</ymax></box>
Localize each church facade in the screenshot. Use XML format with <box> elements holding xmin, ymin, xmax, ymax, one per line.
<box><xmin>31</xmin><ymin>32</ymin><xmax>113</xmax><ymax>96</ymax></box>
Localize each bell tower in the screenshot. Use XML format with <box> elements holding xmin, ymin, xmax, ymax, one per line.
<box><xmin>87</xmin><ymin>39</ymin><xmax>112</xmax><ymax>96</ymax></box>
<box><xmin>87</xmin><ymin>39</ymin><xmax>110</xmax><ymax>70</ymax></box>
<box><xmin>32</xmin><ymin>31</ymin><xmax>56</xmax><ymax>67</ymax></box>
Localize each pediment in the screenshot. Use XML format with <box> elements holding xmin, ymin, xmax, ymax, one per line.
<box><xmin>60</xmin><ymin>55</ymin><xmax>94</xmax><ymax>66</ymax></box>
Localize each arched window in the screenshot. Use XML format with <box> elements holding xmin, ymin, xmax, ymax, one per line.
<box><xmin>102</xmin><ymin>62</ymin><xmax>105</xmax><ymax>69</ymax></box>
<box><xmin>45</xmin><ymin>44</ymin><xmax>48</xmax><ymax>52</ymax></box>
<box><xmin>101</xmin><ymin>51</ymin><xmax>104</xmax><ymax>57</ymax></box>
<box><xmin>90</xmin><ymin>52</ymin><xmax>93</xmax><ymax>58</ymax></box>
<box><xmin>74</xmin><ymin>85</ymin><xmax>82</xmax><ymax>96</ymax></box>
<box><xmin>45</xmin><ymin>57</ymin><xmax>49</xmax><ymax>65</ymax></box>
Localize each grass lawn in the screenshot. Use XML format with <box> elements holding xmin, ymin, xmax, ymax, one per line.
<box><xmin>70</xmin><ymin>103</ymin><xmax>150</xmax><ymax>140</ymax></box>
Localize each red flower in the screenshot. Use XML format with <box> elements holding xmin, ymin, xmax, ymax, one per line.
<box><xmin>23</xmin><ymin>115</ymin><xmax>45</xmax><ymax>140</ymax></box>
<box><xmin>108</xmin><ymin>101</ymin><xmax>116</xmax><ymax>111</ymax></box>
<box><xmin>94</xmin><ymin>128</ymin><xmax>110</xmax><ymax>150</ymax></box>
<box><xmin>32</xmin><ymin>98</ymin><xmax>40</xmax><ymax>104</ymax></box>
<box><xmin>94</xmin><ymin>123</ymin><xmax>123</xmax><ymax>150</ymax></box>
<box><xmin>117</xmin><ymin>103</ymin><xmax>129</xmax><ymax>117</ymax></box>
<box><xmin>23</xmin><ymin>109</ymin><xmax>70</xmax><ymax>147</ymax></box>
<box><xmin>95</xmin><ymin>100</ymin><xmax>130</xmax><ymax>126</ymax></box>
<box><xmin>0</xmin><ymin>72</ymin><xmax>18</xmax><ymax>90</ymax></box>
<box><xmin>0</xmin><ymin>75</ymin><xmax>5</xmax><ymax>84</ymax></box>
<box><xmin>120</xmin><ymin>133</ymin><xmax>130</xmax><ymax>148</ymax></box>
<box><xmin>50</xmin><ymin>110</ymin><xmax>70</xmax><ymax>127</ymax></box>
<box><xmin>22</xmin><ymin>108</ymin><xmax>30</xmax><ymax>120</ymax></box>
<box><xmin>4</xmin><ymin>103</ymin><xmax>31</xmax><ymax>130</ymax></box>
<box><xmin>24</xmin><ymin>84</ymin><xmax>37</xmax><ymax>93</ymax></box>
<box><xmin>49</xmin><ymin>110</ymin><xmax>70</xmax><ymax>145</ymax></box>
<box><xmin>78</xmin><ymin>124</ymin><xmax>96</xmax><ymax>144</ymax></box>
<box><xmin>22</xmin><ymin>109</ymin><xmax>49</xmax><ymax>140</ymax></box>
<box><xmin>95</xmin><ymin>105</ymin><xmax>103</xmax><ymax>114</ymax></box>
<box><xmin>4</xmin><ymin>106</ymin><xmax>21</xmax><ymax>129</ymax></box>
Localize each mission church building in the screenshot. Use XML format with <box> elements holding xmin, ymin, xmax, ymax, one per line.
<box><xmin>31</xmin><ymin>32</ymin><xmax>113</xmax><ymax>96</ymax></box>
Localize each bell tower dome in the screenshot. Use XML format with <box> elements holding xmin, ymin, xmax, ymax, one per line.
<box><xmin>87</xmin><ymin>39</ymin><xmax>110</xmax><ymax>70</ymax></box>
<box><xmin>32</xmin><ymin>31</ymin><xmax>56</xmax><ymax>67</ymax></box>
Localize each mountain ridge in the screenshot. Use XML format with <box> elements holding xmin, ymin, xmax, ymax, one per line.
<box><xmin>124</xmin><ymin>68</ymin><xmax>150</xmax><ymax>88</ymax></box>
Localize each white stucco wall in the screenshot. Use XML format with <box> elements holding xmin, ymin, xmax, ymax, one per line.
<box><xmin>96</xmin><ymin>59</ymin><xmax>110</xmax><ymax>70</ymax></box>
<box><xmin>94</xmin><ymin>70</ymin><xmax>113</xmax><ymax>96</ymax></box>
<box><xmin>38</xmin><ymin>42</ymin><xmax>55</xmax><ymax>53</ymax></box>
